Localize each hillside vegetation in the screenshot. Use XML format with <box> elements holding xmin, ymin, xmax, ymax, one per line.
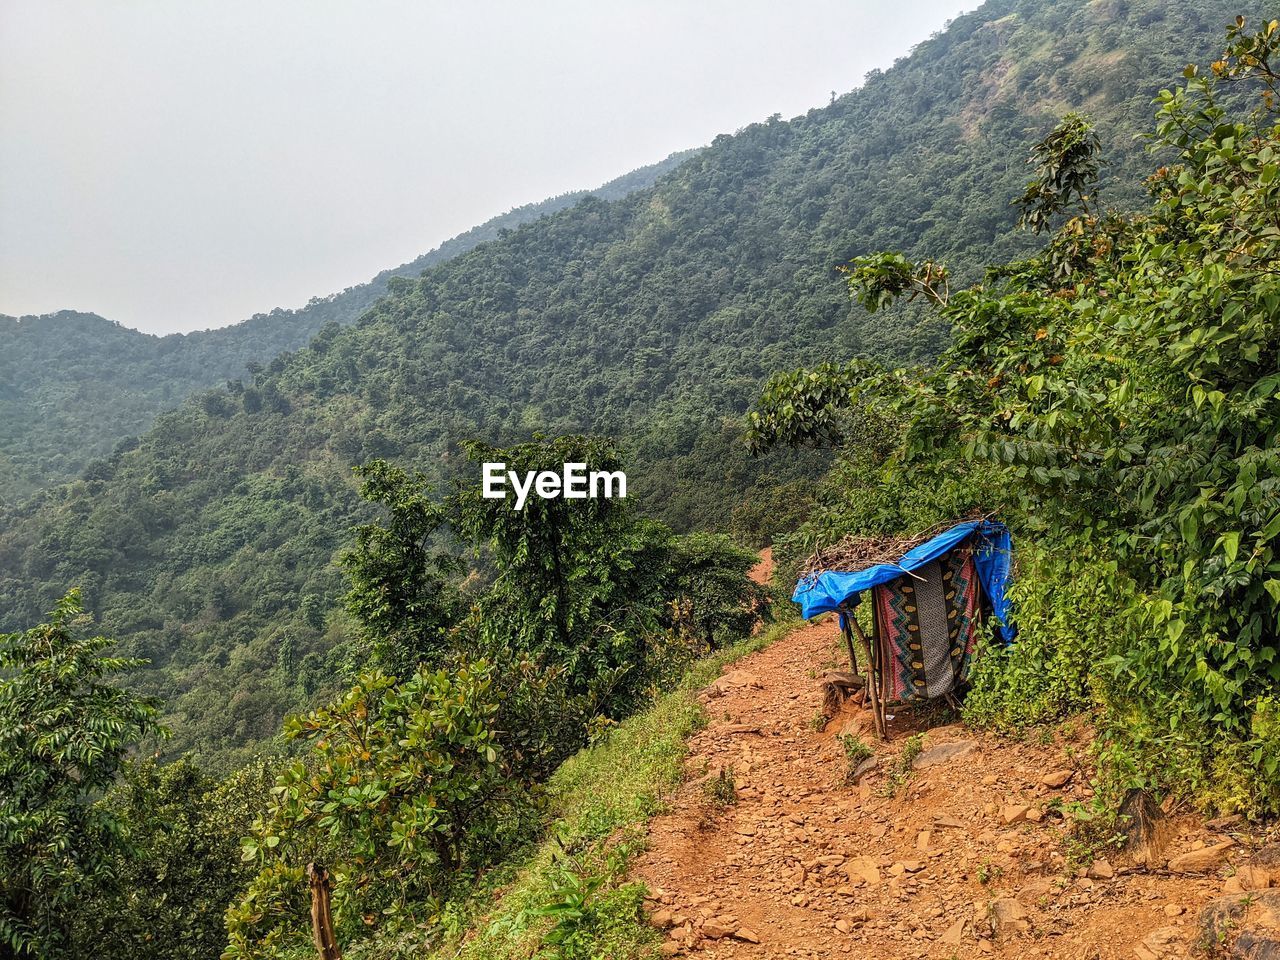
<box><xmin>6</xmin><ymin>6</ymin><xmax>1280</xmax><ymax>960</ymax></box>
<box><xmin>0</xmin><ymin>152</ymin><xmax>693</xmax><ymax>505</ymax></box>
<box><xmin>3</xmin><ymin>431</ymin><xmax>770</xmax><ymax>958</ymax></box>
<box><xmin>0</xmin><ymin>0</ymin><xmax>1243</xmax><ymax>769</ymax></box>
<box><xmin>751</xmin><ymin>16</ymin><xmax>1280</xmax><ymax>815</ymax></box>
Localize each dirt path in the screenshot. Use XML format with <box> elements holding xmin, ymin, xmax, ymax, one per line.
<box><xmin>633</xmin><ymin>616</ymin><xmax>1248</xmax><ymax>959</ymax></box>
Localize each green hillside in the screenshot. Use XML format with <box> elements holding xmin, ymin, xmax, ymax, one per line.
<box><xmin>10</xmin><ymin>6</ymin><xmax>1280</xmax><ymax>959</ymax></box>
<box><xmin>0</xmin><ymin>152</ymin><xmax>694</xmax><ymax>505</ymax></box>
<box><xmin>0</xmin><ymin>0</ymin><xmax>1245</xmax><ymax>766</ymax></box>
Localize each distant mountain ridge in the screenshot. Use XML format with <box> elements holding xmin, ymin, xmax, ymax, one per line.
<box><xmin>0</xmin><ymin>149</ymin><xmax>698</xmax><ymax>505</ymax></box>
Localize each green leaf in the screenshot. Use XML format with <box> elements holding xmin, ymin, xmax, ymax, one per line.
<box><xmin>1223</xmin><ymin>531</ymin><xmax>1241</xmax><ymax>564</ymax></box>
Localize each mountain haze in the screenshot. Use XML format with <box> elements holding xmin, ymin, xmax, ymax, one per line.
<box><xmin>0</xmin><ymin>152</ymin><xmax>695</xmax><ymax>505</ymax></box>
<box><xmin>0</xmin><ymin>0</ymin><xmax>1243</xmax><ymax>765</ymax></box>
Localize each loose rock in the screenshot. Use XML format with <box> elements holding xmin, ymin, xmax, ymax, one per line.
<box><xmin>990</xmin><ymin>898</ymin><xmax>1030</xmax><ymax>936</ymax></box>
<box><xmin>1041</xmin><ymin>769</ymin><xmax>1074</xmax><ymax>788</ymax></box>
<box><xmin>1168</xmin><ymin>839</ymin><xmax>1235</xmax><ymax>874</ymax></box>
<box><xmin>912</xmin><ymin>740</ymin><xmax>978</xmax><ymax>769</ymax></box>
<box><xmin>1002</xmin><ymin>804</ymin><xmax>1032</xmax><ymax>824</ymax></box>
<box><xmin>1086</xmin><ymin>858</ymin><xmax>1114</xmax><ymax>880</ymax></box>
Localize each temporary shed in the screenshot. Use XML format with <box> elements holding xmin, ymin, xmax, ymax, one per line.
<box><xmin>792</xmin><ymin>519</ymin><xmax>1014</xmax><ymax>739</ymax></box>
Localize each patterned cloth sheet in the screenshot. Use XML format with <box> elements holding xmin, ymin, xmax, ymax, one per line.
<box><xmin>872</xmin><ymin>543</ymin><xmax>981</xmax><ymax>702</ymax></box>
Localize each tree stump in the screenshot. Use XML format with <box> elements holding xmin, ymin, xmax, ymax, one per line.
<box><xmin>1117</xmin><ymin>790</ymin><xmax>1170</xmax><ymax>867</ymax></box>
<box><xmin>819</xmin><ymin>670</ymin><xmax>865</xmax><ymax>718</ymax></box>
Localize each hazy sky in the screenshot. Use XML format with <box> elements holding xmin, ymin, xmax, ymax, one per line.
<box><xmin>1</xmin><ymin>1</ymin><xmax>968</xmax><ymax>335</ymax></box>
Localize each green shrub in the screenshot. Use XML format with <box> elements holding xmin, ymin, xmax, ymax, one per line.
<box><xmin>66</xmin><ymin>758</ymin><xmax>264</xmax><ymax>960</ymax></box>
<box><xmin>964</xmin><ymin>541</ymin><xmax>1122</xmax><ymax>731</ymax></box>
<box><xmin>662</xmin><ymin>532</ymin><xmax>766</xmax><ymax>651</ymax></box>
<box><xmin>880</xmin><ymin>734</ymin><xmax>924</xmax><ymax>798</ymax></box>
<box><xmin>524</xmin><ymin>846</ymin><xmax>652</xmax><ymax>960</ymax></box>
<box><xmin>340</xmin><ymin>459</ymin><xmax>461</xmax><ymax>677</ymax></box>
<box><xmin>703</xmin><ymin>767</ymin><xmax>738</xmax><ymax>808</ymax></box>
<box><xmin>226</xmin><ymin>661</ymin><xmax>519</xmax><ymax>956</ymax></box>
<box><xmin>0</xmin><ymin>591</ymin><xmax>164</xmax><ymax>958</ymax></box>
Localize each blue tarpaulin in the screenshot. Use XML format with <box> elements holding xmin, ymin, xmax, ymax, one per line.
<box><xmin>792</xmin><ymin>519</ymin><xmax>1016</xmax><ymax>645</ymax></box>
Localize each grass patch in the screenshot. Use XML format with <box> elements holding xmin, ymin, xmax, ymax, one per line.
<box><xmin>702</xmin><ymin>767</ymin><xmax>737</xmax><ymax>809</ymax></box>
<box><xmin>837</xmin><ymin>733</ymin><xmax>873</xmax><ymax>783</ymax></box>
<box><xmin>878</xmin><ymin>733</ymin><xmax>925</xmax><ymax>798</ymax></box>
<box><xmin>427</xmin><ymin>615</ymin><xmax>801</xmax><ymax>960</ymax></box>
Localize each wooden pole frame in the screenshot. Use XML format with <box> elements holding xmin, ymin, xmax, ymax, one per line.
<box><xmin>841</xmin><ymin>604</ymin><xmax>886</xmax><ymax>741</ymax></box>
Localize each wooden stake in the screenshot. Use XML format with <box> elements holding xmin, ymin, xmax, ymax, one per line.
<box><xmin>840</xmin><ymin>618</ymin><xmax>859</xmax><ymax>676</ymax></box>
<box><xmin>847</xmin><ymin>613</ymin><xmax>886</xmax><ymax>740</ymax></box>
<box><xmin>307</xmin><ymin>862</ymin><xmax>342</xmax><ymax>960</ymax></box>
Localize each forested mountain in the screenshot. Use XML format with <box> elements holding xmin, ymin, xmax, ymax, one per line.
<box><xmin>0</xmin><ymin>152</ymin><xmax>694</xmax><ymax>506</ymax></box>
<box><xmin>0</xmin><ymin>0</ymin><xmax>1245</xmax><ymax>766</ymax></box>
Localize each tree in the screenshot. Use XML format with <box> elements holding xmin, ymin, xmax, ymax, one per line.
<box><xmin>663</xmin><ymin>533</ymin><xmax>766</xmax><ymax>650</ymax></box>
<box><xmin>1013</xmin><ymin>112</ymin><xmax>1102</xmax><ymax>234</ymax></box>
<box><xmin>341</xmin><ymin>459</ymin><xmax>461</xmax><ymax>677</ymax></box>
<box><xmin>0</xmin><ymin>591</ymin><xmax>164</xmax><ymax>957</ymax></box>
<box><xmin>66</xmin><ymin>758</ymin><xmax>264</xmax><ymax>960</ymax></box>
<box><xmin>453</xmin><ymin>437</ymin><xmax>675</xmax><ymax>777</ymax></box>
<box><xmin>454</xmin><ymin>437</ymin><xmax>670</xmax><ymax>703</ymax></box>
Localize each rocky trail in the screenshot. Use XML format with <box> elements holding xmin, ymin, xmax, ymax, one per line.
<box><xmin>631</xmin><ymin>609</ymin><xmax>1280</xmax><ymax>959</ymax></box>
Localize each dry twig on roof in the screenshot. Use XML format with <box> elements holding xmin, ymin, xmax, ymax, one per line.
<box><xmin>800</xmin><ymin>509</ymin><xmax>992</xmax><ymax>578</ymax></box>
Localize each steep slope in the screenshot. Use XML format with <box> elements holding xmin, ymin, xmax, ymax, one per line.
<box><xmin>0</xmin><ymin>0</ymin><xmax>1244</xmax><ymax>766</ymax></box>
<box><xmin>0</xmin><ymin>151</ymin><xmax>695</xmax><ymax>505</ymax></box>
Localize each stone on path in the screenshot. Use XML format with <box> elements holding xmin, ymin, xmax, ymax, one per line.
<box><xmin>1222</xmin><ymin>864</ymin><xmax>1272</xmax><ymax>893</ymax></box>
<box><xmin>702</xmin><ymin>670</ymin><xmax>762</xmax><ymax>700</ymax></box>
<box><xmin>849</xmin><ymin>755</ymin><xmax>878</xmax><ymax>784</ymax></box>
<box><xmin>1245</xmin><ymin>841</ymin><xmax>1280</xmax><ymax>886</ymax></box>
<box><xmin>1086</xmin><ymin>858</ymin><xmax>1114</xmax><ymax>880</ymax></box>
<box><xmin>1041</xmin><ymin>769</ymin><xmax>1074</xmax><ymax>788</ymax></box>
<box><xmin>1199</xmin><ymin>889</ymin><xmax>1280</xmax><ymax>958</ymax></box>
<box><xmin>702</xmin><ymin>919</ymin><xmax>734</xmax><ymax>939</ymax></box>
<box><xmin>912</xmin><ymin>740</ymin><xmax>978</xmax><ymax>769</ymax></box>
<box><xmin>1001</xmin><ymin>803</ymin><xmax>1032</xmax><ymax>824</ymax></box>
<box><xmin>1168</xmin><ymin>839</ymin><xmax>1234</xmax><ymax>874</ymax></box>
<box><xmin>1117</xmin><ymin>789</ymin><xmax>1171</xmax><ymax>867</ymax></box>
<box><xmin>940</xmin><ymin>918</ymin><xmax>966</xmax><ymax>944</ymax></box>
<box><xmin>843</xmin><ymin>856</ymin><xmax>880</xmax><ymax>886</ymax></box>
<box><xmin>1132</xmin><ymin>926</ymin><xmax>1183</xmax><ymax>960</ymax></box>
<box><xmin>990</xmin><ymin>897</ymin><xmax>1030</xmax><ymax>936</ymax></box>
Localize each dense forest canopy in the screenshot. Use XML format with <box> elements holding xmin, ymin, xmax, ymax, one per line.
<box><xmin>0</xmin><ymin>0</ymin><xmax>1247</xmax><ymax>769</ymax></box>
<box><xmin>0</xmin><ymin>152</ymin><xmax>694</xmax><ymax>505</ymax></box>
